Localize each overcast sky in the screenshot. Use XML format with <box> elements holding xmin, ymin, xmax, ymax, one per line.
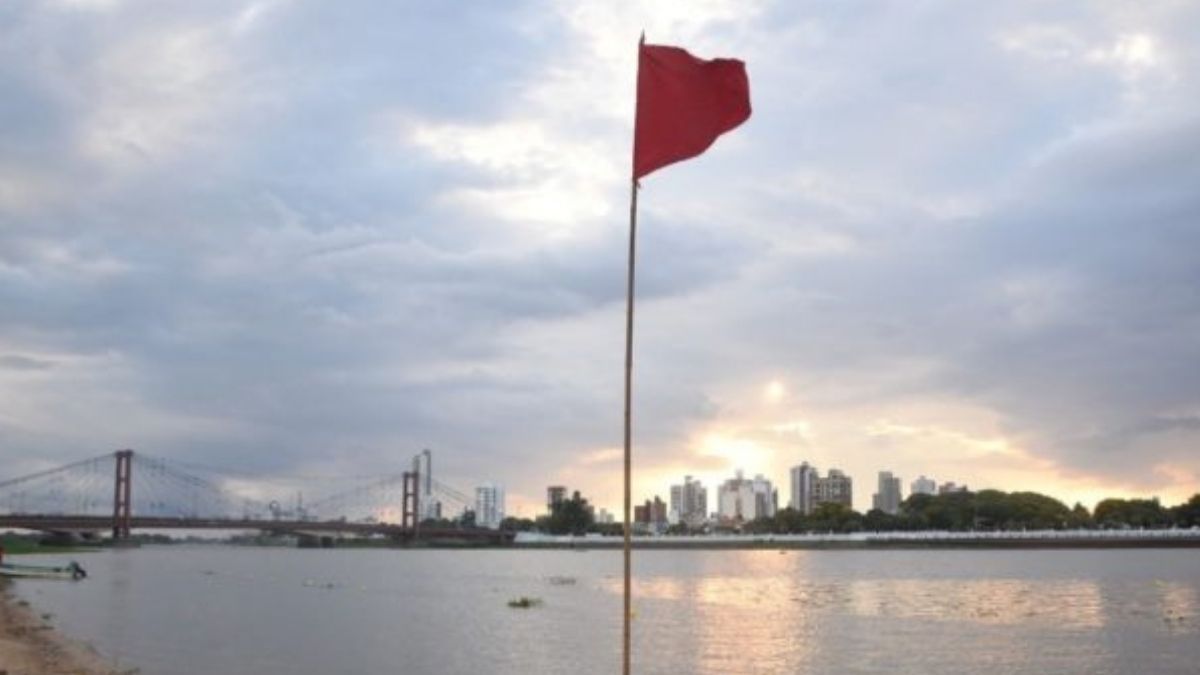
<box><xmin>2</xmin><ymin>1</ymin><xmax>1197</xmax><ymax>516</ymax></box>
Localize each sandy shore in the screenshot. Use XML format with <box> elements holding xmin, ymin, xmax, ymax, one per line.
<box><xmin>0</xmin><ymin>580</ymin><xmax>125</xmax><ymax>675</ymax></box>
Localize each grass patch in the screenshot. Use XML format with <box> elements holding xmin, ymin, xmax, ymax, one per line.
<box><xmin>0</xmin><ymin>534</ymin><xmax>98</xmax><ymax>555</ymax></box>
<box><xmin>507</xmin><ymin>596</ymin><xmax>542</xmax><ymax>609</ymax></box>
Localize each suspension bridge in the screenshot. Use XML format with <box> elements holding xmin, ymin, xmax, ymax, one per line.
<box><xmin>0</xmin><ymin>450</ymin><xmax>511</xmax><ymax>545</ymax></box>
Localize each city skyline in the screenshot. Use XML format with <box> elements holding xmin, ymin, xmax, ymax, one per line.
<box><xmin>2</xmin><ymin>2</ymin><xmax>1198</xmax><ymax>521</ymax></box>
<box><xmin>589</xmin><ymin>463</ymin><xmax>1082</xmax><ymax>523</ymax></box>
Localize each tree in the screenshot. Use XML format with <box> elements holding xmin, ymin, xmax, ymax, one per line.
<box><xmin>1006</xmin><ymin>492</ymin><xmax>1071</xmax><ymax>530</ymax></box>
<box><xmin>743</xmin><ymin>515</ymin><xmax>775</xmax><ymax>534</ymax></box>
<box><xmin>1094</xmin><ymin>498</ymin><xmax>1171</xmax><ymax>528</ymax></box>
<box><xmin>864</xmin><ymin>508</ymin><xmax>905</xmax><ymax>532</ymax></box>
<box><xmin>974</xmin><ymin>490</ymin><xmax>1015</xmax><ymax>529</ymax></box>
<box><xmin>810</xmin><ymin>503</ymin><xmax>862</xmax><ymax>533</ymax></box>
<box><xmin>905</xmin><ymin>490</ymin><xmax>975</xmax><ymax>530</ymax></box>
<box><xmin>545</xmin><ymin>491</ymin><xmax>594</xmax><ymax>535</ymax></box>
<box><xmin>459</xmin><ymin>509</ymin><xmax>476</xmax><ymax>528</ymax></box>
<box><xmin>500</xmin><ymin>516</ymin><xmax>537</xmax><ymax>532</ymax></box>
<box><xmin>1067</xmin><ymin>502</ymin><xmax>1093</xmax><ymax>529</ymax></box>
<box><xmin>1172</xmin><ymin>494</ymin><xmax>1200</xmax><ymax>528</ymax></box>
<box><xmin>665</xmin><ymin>523</ymin><xmax>690</xmax><ymax>535</ymax></box>
<box><xmin>773</xmin><ymin>507</ymin><xmax>809</xmax><ymax>534</ymax></box>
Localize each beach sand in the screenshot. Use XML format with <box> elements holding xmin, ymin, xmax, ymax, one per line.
<box><xmin>0</xmin><ymin>581</ymin><xmax>123</xmax><ymax>675</ymax></box>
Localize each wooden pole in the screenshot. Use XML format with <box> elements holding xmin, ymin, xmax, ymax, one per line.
<box><xmin>622</xmin><ymin>177</ymin><xmax>639</xmax><ymax>675</ymax></box>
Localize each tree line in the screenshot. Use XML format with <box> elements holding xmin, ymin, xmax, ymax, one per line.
<box><xmin>743</xmin><ymin>490</ymin><xmax>1200</xmax><ymax>535</ymax></box>
<box><xmin>493</xmin><ymin>490</ymin><xmax>1200</xmax><ymax>535</ymax></box>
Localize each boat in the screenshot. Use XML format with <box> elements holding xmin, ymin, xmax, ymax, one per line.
<box><xmin>0</xmin><ymin>560</ymin><xmax>87</xmax><ymax>580</ymax></box>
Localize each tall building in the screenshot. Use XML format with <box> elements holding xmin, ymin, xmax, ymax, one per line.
<box><xmin>873</xmin><ymin>471</ymin><xmax>902</xmax><ymax>515</ymax></box>
<box><xmin>474</xmin><ymin>484</ymin><xmax>505</xmax><ymax>530</ymax></box>
<box><xmin>815</xmin><ymin>469</ymin><xmax>853</xmax><ymax>508</ymax></box>
<box><xmin>414</xmin><ymin>449</ymin><xmax>441</xmax><ymax>520</ymax></box>
<box><xmin>669</xmin><ymin>485</ymin><xmax>682</xmax><ymax>523</ymax></box>
<box><xmin>789</xmin><ymin>462</ymin><xmax>817</xmax><ymax>514</ymax></box>
<box><xmin>547</xmin><ymin>486</ymin><xmax>567</xmax><ymax>511</ymax></box>
<box><xmin>717</xmin><ymin>470</ymin><xmax>776</xmax><ymax>523</ymax></box>
<box><xmin>911</xmin><ymin>475</ymin><xmax>937</xmax><ymax>496</ymax></box>
<box><xmin>791</xmin><ymin>463</ymin><xmax>853</xmax><ymax>513</ymax></box>
<box><xmin>669</xmin><ymin>475</ymin><xmax>708</xmax><ymax>527</ymax></box>
<box><xmin>634</xmin><ymin>496</ymin><xmax>667</xmax><ymax>525</ymax></box>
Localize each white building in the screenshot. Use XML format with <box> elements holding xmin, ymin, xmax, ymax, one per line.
<box><xmin>474</xmin><ymin>484</ymin><xmax>505</xmax><ymax>529</ymax></box>
<box><xmin>789</xmin><ymin>462</ymin><xmax>817</xmax><ymax>514</ymax></box>
<box><xmin>872</xmin><ymin>471</ymin><xmax>902</xmax><ymax>515</ymax></box>
<box><xmin>669</xmin><ymin>475</ymin><xmax>708</xmax><ymax>527</ymax></box>
<box><xmin>718</xmin><ymin>470</ymin><xmax>776</xmax><ymax>523</ymax></box>
<box><xmin>911</xmin><ymin>475</ymin><xmax>937</xmax><ymax>496</ymax></box>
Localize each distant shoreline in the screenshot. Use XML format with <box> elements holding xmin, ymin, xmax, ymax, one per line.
<box><xmin>511</xmin><ymin>539</ymin><xmax>1200</xmax><ymax>550</ymax></box>
<box><xmin>509</xmin><ymin>531</ymin><xmax>1200</xmax><ymax>551</ymax></box>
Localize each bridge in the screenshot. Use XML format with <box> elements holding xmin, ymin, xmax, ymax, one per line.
<box><xmin>0</xmin><ymin>450</ymin><xmax>512</xmax><ymax>545</ymax></box>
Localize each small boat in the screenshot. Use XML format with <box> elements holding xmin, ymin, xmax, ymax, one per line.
<box><xmin>0</xmin><ymin>560</ymin><xmax>87</xmax><ymax>580</ymax></box>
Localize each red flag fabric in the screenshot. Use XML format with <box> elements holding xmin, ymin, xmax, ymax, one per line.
<box><xmin>633</xmin><ymin>41</ymin><xmax>751</xmax><ymax>180</ymax></box>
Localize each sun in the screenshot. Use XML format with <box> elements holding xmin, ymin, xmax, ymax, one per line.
<box><xmin>763</xmin><ymin>380</ymin><xmax>786</xmax><ymax>404</ymax></box>
<box><xmin>700</xmin><ymin>433</ymin><xmax>772</xmax><ymax>471</ymax></box>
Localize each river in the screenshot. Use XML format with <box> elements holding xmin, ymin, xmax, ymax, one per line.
<box><xmin>9</xmin><ymin>547</ymin><xmax>1199</xmax><ymax>674</ymax></box>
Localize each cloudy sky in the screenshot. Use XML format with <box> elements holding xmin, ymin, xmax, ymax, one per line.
<box><xmin>1</xmin><ymin>0</ymin><xmax>1197</xmax><ymax>516</ymax></box>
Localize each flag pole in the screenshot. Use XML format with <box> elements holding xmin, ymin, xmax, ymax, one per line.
<box><xmin>622</xmin><ymin>176</ymin><xmax>639</xmax><ymax>675</ymax></box>
<box><xmin>621</xmin><ymin>32</ymin><xmax>748</xmax><ymax>674</ymax></box>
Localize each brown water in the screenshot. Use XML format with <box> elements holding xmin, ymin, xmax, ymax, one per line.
<box><xmin>11</xmin><ymin>547</ymin><xmax>1200</xmax><ymax>674</ymax></box>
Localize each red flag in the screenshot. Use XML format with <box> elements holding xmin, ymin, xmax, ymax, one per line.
<box><xmin>633</xmin><ymin>40</ymin><xmax>751</xmax><ymax>180</ymax></box>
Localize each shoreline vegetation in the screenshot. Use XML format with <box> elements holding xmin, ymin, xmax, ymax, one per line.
<box><xmin>511</xmin><ymin>530</ymin><xmax>1200</xmax><ymax>550</ymax></box>
<box><xmin>500</xmin><ymin>490</ymin><xmax>1200</xmax><ymax>539</ymax></box>
<box><xmin>0</xmin><ymin>535</ymin><xmax>100</xmax><ymax>556</ymax></box>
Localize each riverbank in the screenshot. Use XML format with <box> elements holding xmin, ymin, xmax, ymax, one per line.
<box><xmin>512</xmin><ymin>529</ymin><xmax>1200</xmax><ymax>550</ymax></box>
<box><xmin>0</xmin><ymin>580</ymin><xmax>121</xmax><ymax>675</ymax></box>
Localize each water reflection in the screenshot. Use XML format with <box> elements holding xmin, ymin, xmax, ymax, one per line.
<box><xmin>1155</xmin><ymin>581</ymin><xmax>1196</xmax><ymax>634</ymax></box>
<box><xmin>608</xmin><ymin>568</ymin><xmax>1113</xmax><ymax>630</ymax></box>
<box><xmin>847</xmin><ymin>579</ymin><xmax>1106</xmax><ymax>629</ymax></box>
<box><xmin>691</xmin><ymin>552</ymin><xmax>811</xmax><ymax>674</ymax></box>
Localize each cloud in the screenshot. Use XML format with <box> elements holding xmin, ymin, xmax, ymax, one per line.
<box><xmin>0</xmin><ymin>355</ymin><xmax>56</xmax><ymax>371</ymax></box>
<box><xmin>0</xmin><ymin>1</ymin><xmax>1197</xmax><ymax>517</ymax></box>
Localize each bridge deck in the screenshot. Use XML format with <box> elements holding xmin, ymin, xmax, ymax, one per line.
<box><xmin>0</xmin><ymin>514</ymin><xmax>512</xmax><ymax>542</ymax></box>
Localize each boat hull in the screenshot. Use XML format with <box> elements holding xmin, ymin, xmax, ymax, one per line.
<box><xmin>0</xmin><ymin>562</ymin><xmax>87</xmax><ymax>580</ymax></box>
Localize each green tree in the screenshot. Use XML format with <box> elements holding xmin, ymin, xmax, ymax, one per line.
<box><xmin>810</xmin><ymin>503</ymin><xmax>862</xmax><ymax>533</ymax></box>
<box><xmin>774</xmin><ymin>507</ymin><xmax>810</xmax><ymax>534</ymax></box>
<box><xmin>744</xmin><ymin>515</ymin><xmax>775</xmax><ymax>534</ymax></box>
<box><xmin>500</xmin><ymin>516</ymin><xmax>537</xmax><ymax>532</ymax></box>
<box><xmin>974</xmin><ymin>490</ymin><xmax>1015</xmax><ymax>529</ymax></box>
<box><xmin>1172</xmin><ymin>494</ymin><xmax>1200</xmax><ymax>527</ymax></box>
<box><xmin>908</xmin><ymin>490</ymin><xmax>975</xmax><ymax>530</ymax></box>
<box><xmin>459</xmin><ymin>509</ymin><xmax>476</xmax><ymax>528</ymax></box>
<box><xmin>664</xmin><ymin>522</ymin><xmax>690</xmax><ymax>535</ymax></box>
<box><xmin>1094</xmin><ymin>498</ymin><xmax>1171</xmax><ymax>528</ymax></box>
<box><xmin>1007</xmin><ymin>491</ymin><xmax>1071</xmax><ymax>529</ymax></box>
<box><xmin>545</xmin><ymin>491</ymin><xmax>594</xmax><ymax>535</ymax></box>
<box><xmin>864</xmin><ymin>508</ymin><xmax>904</xmax><ymax>532</ymax></box>
<box><xmin>899</xmin><ymin>494</ymin><xmax>933</xmax><ymax>530</ymax></box>
<box><xmin>1067</xmin><ymin>502</ymin><xmax>1093</xmax><ymax>528</ymax></box>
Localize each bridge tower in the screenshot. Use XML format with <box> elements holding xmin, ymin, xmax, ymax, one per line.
<box><xmin>401</xmin><ymin>470</ymin><xmax>420</xmax><ymax>536</ymax></box>
<box><xmin>112</xmin><ymin>449</ymin><xmax>133</xmax><ymax>539</ymax></box>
